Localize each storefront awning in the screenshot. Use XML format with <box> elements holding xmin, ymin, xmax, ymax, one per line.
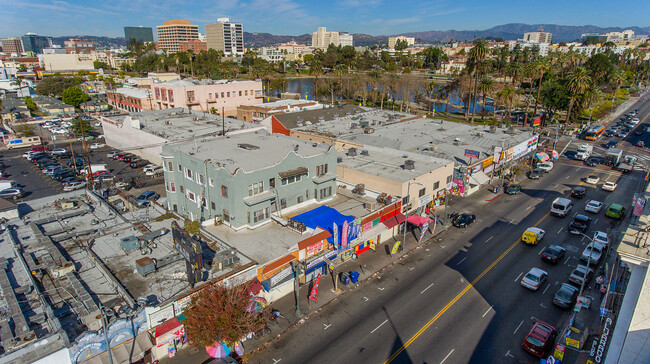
<box><xmin>407</xmin><ymin>215</ymin><xmax>433</xmax><ymax>227</ymax></box>
<box><xmin>383</xmin><ymin>213</ymin><xmax>406</xmax><ymax>229</ymax></box>
<box><xmin>298</xmin><ymin>230</ymin><xmax>332</xmax><ymax>250</ymax></box>
<box><xmin>354</xmin><ymin>222</ymin><xmax>388</xmax><ymax>244</ymax></box>
<box><xmin>278</xmin><ymin>167</ymin><xmax>308</xmax><ymax>179</ymax></box>
<box><xmin>469</xmin><ymin>171</ymin><xmax>490</xmax><ymax>186</ymax></box>
<box><xmin>83</xmin><ymin>332</ymin><xmax>153</xmax><ymax>364</ymax></box>
<box><xmin>155</xmin><ymin>317</ymin><xmax>181</xmax><ymax>340</ymax></box>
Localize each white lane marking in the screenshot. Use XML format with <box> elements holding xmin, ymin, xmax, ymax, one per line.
<box><xmin>594</xmin><ymin>218</ymin><xmax>599</xmax><ymax>224</ymax></box>
<box><xmin>440</xmin><ymin>349</ymin><xmax>455</xmax><ymax>364</ymax></box>
<box><xmin>505</xmin><ymin>350</ymin><xmax>514</xmax><ymax>358</ymax></box>
<box><xmin>420</xmin><ymin>283</ymin><xmax>435</xmax><ymax>294</ymax></box>
<box><xmin>513</xmin><ymin>320</ymin><xmax>524</xmax><ymax>335</ymax></box>
<box><xmin>457</xmin><ymin>257</ymin><xmax>467</xmax><ymax>266</ymax></box>
<box><xmin>515</xmin><ymin>272</ymin><xmax>523</xmax><ymax>282</ymax></box>
<box><xmin>509</xmin><ymin>219</ymin><xmax>515</xmax><ymax>224</ymax></box>
<box><xmin>409</xmin><ymin>267</ymin><xmax>414</xmax><ymax>271</ymax></box>
<box><xmin>525</xmin><ymin>205</ymin><xmax>532</xmax><ymax>211</ymax></box>
<box><xmin>540</xmin><ymin>303</ymin><xmax>548</xmax><ymax>309</ymax></box>
<box><xmin>543</xmin><ymin>285</ymin><xmax>551</xmax><ymax>295</ymax></box>
<box><xmin>560</xmin><ymin>140</ymin><xmax>573</xmax><ymax>156</ymax></box>
<box><xmin>378</xmin><ymin>287</ymin><xmax>385</xmax><ymax>291</ymax></box>
<box><xmin>482</xmin><ymin>306</ymin><xmax>493</xmax><ymax>318</ymax></box>
<box><xmin>554</xmin><ymin>184</ymin><xmax>559</xmax><ymax>188</ymax></box>
<box><xmin>371</xmin><ymin>319</ymin><xmax>388</xmax><ymax>334</ymax></box>
<box><xmin>364</xmin><ymin>297</ymin><xmax>369</xmax><ymax>302</ymax></box>
<box><xmin>324</xmin><ymin>323</ymin><xmax>331</xmax><ymax>330</ymax></box>
<box><xmin>564</xmin><ymin>256</ymin><xmax>571</xmax><ymax>264</ymax></box>
<box><xmin>558</xmin><ymin>227</ymin><xmax>563</xmax><ymax>233</ymax></box>
<box><xmin>273</xmin><ymin>359</ymin><xmax>282</xmax><ymax>364</ymax></box>
<box><xmin>485</xmin><ymin>236</ymin><xmax>493</xmax><ymax>243</ymax></box>
<box><xmin>538</xmin><ymin>246</ymin><xmax>545</xmax><ymax>255</ymax></box>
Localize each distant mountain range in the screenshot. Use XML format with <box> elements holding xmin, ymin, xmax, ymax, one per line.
<box><xmin>51</xmin><ymin>24</ymin><xmax>650</xmax><ymax>50</ymax></box>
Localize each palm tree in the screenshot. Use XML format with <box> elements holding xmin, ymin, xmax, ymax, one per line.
<box><xmin>608</xmin><ymin>68</ymin><xmax>626</xmax><ymax>115</ymax></box>
<box><xmin>497</xmin><ymin>87</ymin><xmax>515</xmax><ymax>122</ymax></box>
<box><xmin>477</xmin><ymin>77</ymin><xmax>495</xmax><ymax>119</ymax></box>
<box><xmin>309</xmin><ymin>61</ymin><xmax>324</xmax><ymax>100</ymax></box>
<box><xmin>507</xmin><ymin>61</ymin><xmax>524</xmax><ymax>86</ymax></box>
<box><xmin>532</xmin><ymin>57</ymin><xmax>552</xmax><ymax>117</ymax></box>
<box><xmin>334</xmin><ymin>64</ymin><xmax>348</xmax><ymax>101</ymax></box>
<box><xmin>566</xmin><ymin>67</ymin><xmax>592</xmax><ymax>123</ymax></box>
<box><xmin>469</xmin><ymin>39</ymin><xmax>489</xmax><ymax>123</ymax></box>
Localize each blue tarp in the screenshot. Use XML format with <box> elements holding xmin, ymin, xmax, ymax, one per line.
<box><xmin>292</xmin><ymin>206</ymin><xmax>356</xmax><ymax>246</ymax></box>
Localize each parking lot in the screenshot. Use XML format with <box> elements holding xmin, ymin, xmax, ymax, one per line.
<box><xmin>0</xmin><ymin>141</ymin><xmax>165</xmax><ymax>202</ymax></box>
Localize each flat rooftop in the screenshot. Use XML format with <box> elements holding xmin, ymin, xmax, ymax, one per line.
<box><xmin>331</xmin><ymin>117</ymin><xmax>536</xmax><ymax>166</ymax></box>
<box><xmin>155</xmin><ymin>78</ymin><xmax>260</xmax><ymax>87</ymax></box>
<box><xmin>167</xmin><ymin>129</ymin><xmax>333</xmax><ymax>174</ymax></box>
<box><xmin>105</xmin><ymin>108</ymin><xmax>261</xmax><ymax>141</ymax></box>
<box><xmin>247</xmin><ymin>99</ymin><xmax>318</xmax><ymax>109</ymax></box>
<box><xmin>337</xmin><ymin>145</ymin><xmax>453</xmax><ymax>182</ymax></box>
<box><xmin>113</xmin><ymin>86</ymin><xmax>150</xmax><ymax>99</ymax></box>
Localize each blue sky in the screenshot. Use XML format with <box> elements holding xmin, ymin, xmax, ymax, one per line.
<box><xmin>0</xmin><ymin>0</ymin><xmax>648</xmax><ymax>37</ymax></box>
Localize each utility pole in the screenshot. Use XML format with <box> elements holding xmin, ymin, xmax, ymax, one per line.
<box><xmin>78</xmin><ymin>119</ymin><xmax>94</xmax><ymax>188</ymax></box>
<box><xmin>222</xmin><ymin>107</ymin><xmax>225</xmax><ymax>136</ymax></box>
<box><xmin>100</xmin><ymin>306</ymin><xmax>114</xmax><ymax>364</ymax></box>
<box><xmin>290</xmin><ymin>261</ymin><xmax>302</xmax><ymax>317</ymax></box>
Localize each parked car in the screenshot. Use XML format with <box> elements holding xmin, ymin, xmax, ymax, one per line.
<box><xmin>0</xmin><ymin>187</ymin><xmax>25</xmax><ymax>200</ymax></box>
<box><xmin>553</xmin><ymin>283</ymin><xmax>580</xmax><ymax>309</ymax></box>
<box><xmin>60</xmin><ymin>177</ymin><xmax>83</xmax><ymax>186</ymax></box>
<box><xmin>521</xmin><ymin>321</ymin><xmax>557</xmax><ymax>357</ymax></box>
<box><xmin>67</xmin><ymin>157</ymin><xmax>85</xmax><ymax>168</ymax></box>
<box><xmin>114</xmin><ymin>153</ymin><xmax>125</xmax><ymax>160</ymax></box>
<box><xmin>90</xmin><ymin>143</ymin><xmax>105</xmax><ymax>149</ymax></box>
<box><xmin>143</xmin><ymin>164</ymin><xmax>158</xmax><ymax>173</ymax></box>
<box><xmin>520</xmin><ymin>268</ymin><xmax>548</xmax><ymax>291</ymax></box>
<box><xmin>56</xmin><ymin>151</ymin><xmax>73</xmax><ymax>159</ymax></box>
<box><xmin>134</xmin><ymin>191</ymin><xmax>160</xmax><ymax>207</ymax></box>
<box><xmin>123</xmin><ymin>154</ymin><xmax>137</xmax><ymax>163</ymax></box>
<box><xmin>541</xmin><ymin>245</ymin><xmax>566</xmax><ymax>264</ymax></box>
<box><xmin>602</xmin><ymin>182</ymin><xmax>617</xmax><ymax>191</ymax></box>
<box><xmin>130</xmin><ymin>159</ymin><xmax>149</xmax><ymax>168</ymax></box>
<box><xmin>107</xmin><ymin>151</ymin><xmax>118</xmax><ymax>159</ymax></box>
<box><xmin>585</xmin><ymin>176</ymin><xmax>600</xmax><ymax>185</ymax></box>
<box><xmin>568</xmin><ymin>264</ymin><xmax>594</xmax><ymax>287</ymax></box>
<box><xmin>568</xmin><ymin>214</ymin><xmax>591</xmax><ymax>234</ymax></box>
<box><xmin>50</xmin><ymin>148</ymin><xmax>68</xmax><ymax>156</ymax></box>
<box><xmin>536</xmin><ymin>162</ymin><xmax>554</xmax><ymax>172</ymax></box>
<box><xmin>580</xmin><ymin>243</ymin><xmax>604</xmax><ymax>265</ymax></box>
<box><xmin>527</xmin><ymin>169</ymin><xmax>544</xmax><ymax>179</ymax></box>
<box><xmin>504</xmin><ymin>184</ymin><xmax>521</xmax><ymax>195</ymax></box>
<box><xmin>584</xmin><ymin>200</ymin><xmax>603</xmax><ymax>214</ymax></box>
<box><xmin>93</xmin><ymin>173</ymin><xmax>116</xmax><ymax>183</ymax></box>
<box><xmin>605</xmin><ymin>203</ymin><xmax>626</xmax><ymax>219</ymax></box>
<box><xmin>63</xmin><ymin>181</ymin><xmax>87</xmax><ymax>191</ymax></box>
<box><xmin>571</xmin><ymin>187</ymin><xmax>587</xmax><ymax>199</ymax></box>
<box><xmin>145</xmin><ymin>166</ymin><xmax>164</xmax><ymax>177</ymax></box>
<box><xmin>52</xmin><ymin>169</ymin><xmax>75</xmax><ymax>180</ymax></box>
<box><xmin>584</xmin><ymin>157</ymin><xmax>599</xmax><ymax>167</ymax></box>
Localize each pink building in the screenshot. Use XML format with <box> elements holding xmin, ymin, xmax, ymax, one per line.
<box><xmin>152</xmin><ymin>79</ymin><xmax>263</xmax><ymax>116</ymax></box>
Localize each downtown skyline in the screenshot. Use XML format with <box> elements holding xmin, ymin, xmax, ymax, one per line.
<box><xmin>0</xmin><ymin>0</ymin><xmax>649</xmax><ymax>38</ymax></box>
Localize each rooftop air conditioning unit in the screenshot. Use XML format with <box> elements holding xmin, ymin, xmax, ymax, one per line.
<box><xmin>404</xmin><ymin>160</ymin><xmax>415</xmax><ymax>170</ymax></box>
<box><xmin>337</xmin><ymin>156</ymin><xmax>343</xmax><ymax>163</ymax></box>
<box><xmin>361</xmin><ymin>150</ymin><xmax>369</xmax><ymax>156</ymax></box>
<box><xmin>347</xmin><ymin>148</ymin><xmax>357</xmax><ymax>156</ymax></box>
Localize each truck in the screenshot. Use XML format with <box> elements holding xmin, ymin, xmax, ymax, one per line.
<box><xmin>604</xmin><ymin>148</ymin><xmax>623</xmax><ymax>166</ymax></box>
<box><xmin>616</xmin><ymin>155</ymin><xmax>637</xmax><ymax>173</ymax></box>
<box><xmin>575</xmin><ymin>144</ymin><xmax>593</xmax><ymax>160</ymax></box>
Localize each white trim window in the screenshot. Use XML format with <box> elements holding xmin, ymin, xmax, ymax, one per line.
<box><xmin>185</xmin><ymin>168</ymin><xmax>193</xmax><ymax>180</ymax></box>
<box><xmin>187</xmin><ymin>189</ymin><xmax>196</xmax><ymax>202</ymax></box>
<box><xmin>248</xmin><ymin>181</ymin><xmax>264</xmax><ymax>196</ymax></box>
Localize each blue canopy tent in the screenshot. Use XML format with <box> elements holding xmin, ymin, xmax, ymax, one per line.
<box><xmin>291</xmin><ymin>206</ymin><xmax>356</xmax><ymax>247</ymax></box>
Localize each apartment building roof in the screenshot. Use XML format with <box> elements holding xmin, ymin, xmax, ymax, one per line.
<box><xmin>155</xmin><ymin>78</ymin><xmax>261</xmax><ymax>87</ymax></box>
<box><xmin>271</xmin><ymin>104</ymin><xmax>366</xmax><ymax>130</ymax></box>
<box><xmin>166</xmin><ymin>129</ymin><xmax>333</xmax><ymax>174</ymax></box>
<box><xmin>337</xmin><ymin>145</ymin><xmax>453</xmax><ymax>182</ymax></box>
<box><xmin>0</xmin><ymin>97</ymin><xmax>28</xmax><ymax>113</ymax></box>
<box><xmin>112</xmin><ymin>86</ymin><xmax>151</xmax><ymax>99</ymax></box>
<box><xmin>249</xmin><ymin>99</ymin><xmax>317</xmax><ymax>109</ymax></box>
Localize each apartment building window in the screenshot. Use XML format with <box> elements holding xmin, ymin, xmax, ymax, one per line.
<box><xmin>180</xmin><ymin>185</ymin><xmax>184</xmax><ymax>193</ymax></box>
<box><xmin>168</xmin><ymin>90</ymin><xmax>174</xmax><ymax>102</ymax></box>
<box><xmin>227</xmin><ymin>92</ymin><xmax>230</xmax><ymax>97</ymax></box>
<box><xmin>248</xmin><ymin>181</ymin><xmax>264</xmax><ymax>196</ymax></box>
<box><xmin>186</xmin><ymin>90</ymin><xmax>195</xmax><ymax>102</ymax></box>
<box><xmin>211</xmin><ymin>202</ymin><xmax>216</xmax><ymax>210</ymax></box>
<box><xmin>281</xmin><ymin>172</ymin><xmax>306</xmax><ymax>186</ymax></box>
<box><xmin>178</xmin><ymin>164</ymin><xmax>182</xmax><ymax>172</ymax></box>
<box><xmin>316</xmin><ymin>164</ymin><xmax>328</xmax><ymax>177</ymax></box>
<box><xmin>221</xmin><ymin>185</ymin><xmax>228</xmax><ymax>198</ymax></box>
<box><xmin>280</xmin><ymin>198</ymin><xmax>287</xmax><ymax>209</ymax></box>
<box><xmin>252</xmin><ymin>208</ymin><xmax>269</xmax><ymax>223</ymax></box>
<box><xmin>221</xmin><ymin>92</ymin><xmax>224</xmax><ymax>98</ymax></box>
<box><xmin>245</xmin><ymin>90</ymin><xmax>248</xmax><ymax>96</ymax></box>
<box><xmin>239</xmin><ymin>91</ymin><xmax>242</xmax><ymax>96</ymax></box>
<box><xmin>446</xmin><ymin>175</ymin><xmax>453</xmax><ymax>184</ymax></box>
<box><xmin>155</xmin><ymin>88</ymin><xmax>160</xmax><ymax>98</ymax></box>
<box><xmin>187</xmin><ymin>190</ymin><xmax>196</xmax><ymax>202</ymax></box>
<box><xmin>419</xmin><ymin>188</ymin><xmax>426</xmax><ymax>197</ymax></box>
<box><xmin>433</xmin><ymin>181</ymin><xmax>440</xmax><ymax>190</ymax></box>
<box><xmin>161</xmin><ymin>89</ymin><xmax>167</xmax><ymax>101</ymax></box>
<box><xmin>269</xmin><ymin>178</ymin><xmax>275</xmax><ymax>189</ymax></box>
<box><xmin>185</xmin><ymin>168</ymin><xmax>192</xmax><ymax>180</ymax></box>
<box><xmin>320</xmin><ymin>187</ymin><xmax>332</xmax><ymax>199</ymax></box>
<box><xmin>306</xmin><ymin>190</ymin><xmax>310</xmax><ymax>199</ymax></box>
<box><xmin>223</xmin><ymin>209</ymin><xmax>230</xmax><ymax>222</ymax></box>
<box><xmin>297</xmin><ymin>196</ymin><xmax>303</xmax><ymax>204</ymax></box>
<box><xmin>402</xmin><ymin>196</ymin><xmax>409</xmax><ymax>206</ymax></box>
<box><xmin>163</xmin><ymin>161</ymin><xmax>173</xmax><ymax>172</ymax></box>
<box><xmin>198</xmin><ymin>174</ymin><xmax>205</xmax><ymax>186</ymax></box>
<box><xmin>171</xmin><ymin>182</ymin><xmax>176</xmax><ymax>192</ymax></box>
<box><xmin>208</xmin><ymin>93</ymin><xmax>212</xmax><ymax>99</ymax></box>
<box><xmin>209</xmin><ymin>178</ymin><xmax>214</xmax><ymax>187</ymax></box>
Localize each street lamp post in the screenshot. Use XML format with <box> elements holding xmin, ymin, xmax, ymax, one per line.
<box><xmin>290</xmin><ymin>261</ymin><xmax>302</xmax><ymax>317</ymax></box>
<box><xmin>402</xmin><ymin>181</ymin><xmax>423</xmax><ymax>250</ymax></box>
<box><xmin>100</xmin><ymin>306</ymin><xmax>114</xmax><ymax>364</ymax></box>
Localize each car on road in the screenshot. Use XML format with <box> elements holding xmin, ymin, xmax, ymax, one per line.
<box><xmin>568</xmin><ymin>214</ymin><xmax>591</xmax><ymax>235</ymax></box>
<box><xmin>0</xmin><ymin>187</ymin><xmax>25</xmax><ymax>200</ymax></box>
<box><xmin>635</xmin><ymin>130</ymin><xmax>643</xmax><ymax>136</ymax></box>
<box><xmin>571</xmin><ymin>186</ymin><xmax>587</xmax><ymax>199</ymax></box>
<box><xmin>520</xmin><ymin>268</ymin><xmax>548</xmax><ymax>291</ymax></box>
<box><xmin>584</xmin><ymin>200</ymin><xmax>603</xmax><ymax>214</ymax></box>
<box><xmin>605</xmin><ymin>130</ymin><xmax>616</xmax><ymax>137</ymax></box>
<box><xmin>63</xmin><ymin>181</ymin><xmax>87</xmax><ymax>191</ymax></box>
<box><xmin>581</xmin><ymin>243</ymin><xmax>604</xmax><ymax>265</ymax></box>
<box><xmin>107</xmin><ymin>151</ymin><xmax>118</xmax><ymax>159</ymax></box>
<box><xmin>452</xmin><ymin>213</ymin><xmax>476</xmax><ymax>228</ymax></box>
<box><xmin>585</xmin><ymin>176</ymin><xmax>600</xmax><ymax>185</ymax></box>
<box><xmin>584</xmin><ymin>157</ymin><xmax>599</xmax><ymax>167</ymax></box>
<box><xmin>568</xmin><ymin>265</ymin><xmax>594</xmax><ymax>287</ymax></box>
<box><xmin>618</xmin><ymin>131</ymin><xmax>629</xmax><ymax>138</ymax></box>
<box><xmin>536</xmin><ymin>162</ymin><xmax>554</xmax><ymax>172</ymax></box>
<box><xmin>527</xmin><ymin>169</ymin><xmax>544</xmax><ymax>180</ymax></box>
<box><xmin>553</xmin><ymin>283</ymin><xmax>580</xmax><ymax>309</ymax></box>
<box><xmin>606</xmin><ymin>140</ymin><xmax>618</xmax><ymax>149</ymax></box>
<box><xmin>504</xmin><ymin>184</ymin><xmax>521</xmax><ymax>195</ymax></box>
<box><xmin>593</xmin><ymin>231</ymin><xmax>609</xmax><ymax>249</ymax></box>
<box><xmin>50</xmin><ymin>148</ymin><xmax>68</xmax><ymax>156</ymax></box>
<box><xmin>521</xmin><ymin>227</ymin><xmax>545</xmax><ymax>245</ymax></box>
<box><xmin>602</xmin><ymin>182</ymin><xmax>617</xmax><ymax>192</ymax></box>
<box><xmin>541</xmin><ymin>245</ymin><xmax>566</xmax><ymax>264</ymax></box>
<box><xmin>605</xmin><ymin>203</ymin><xmax>626</xmax><ymax>219</ymax></box>
<box><xmin>637</xmin><ymin>141</ymin><xmax>646</xmax><ymax>147</ymax></box>
<box><xmin>521</xmin><ymin>321</ymin><xmax>557</xmax><ymax>357</ymax></box>
<box><xmin>134</xmin><ymin>190</ymin><xmax>160</xmax><ymax>207</ymax></box>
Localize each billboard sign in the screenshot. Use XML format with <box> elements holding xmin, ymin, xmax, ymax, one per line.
<box><xmin>464</xmin><ymin>149</ymin><xmax>480</xmax><ymax>159</ymax></box>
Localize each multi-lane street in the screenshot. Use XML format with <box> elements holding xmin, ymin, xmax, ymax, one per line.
<box><xmin>247</xmin><ymin>96</ymin><xmax>649</xmax><ymax>364</ymax></box>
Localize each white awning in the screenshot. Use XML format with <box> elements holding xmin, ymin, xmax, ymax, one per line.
<box><xmin>469</xmin><ymin>171</ymin><xmax>490</xmax><ymax>186</ymax></box>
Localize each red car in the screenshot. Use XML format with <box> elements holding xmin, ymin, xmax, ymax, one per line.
<box><xmin>91</xmin><ymin>170</ymin><xmax>109</xmax><ymax>178</ymax></box>
<box><xmin>29</xmin><ymin>145</ymin><xmax>50</xmax><ymax>152</ymax></box>
<box><xmin>522</xmin><ymin>320</ymin><xmax>556</xmax><ymax>357</ymax></box>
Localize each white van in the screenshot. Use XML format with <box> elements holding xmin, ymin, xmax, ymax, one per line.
<box><xmin>81</xmin><ymin>164</ymin><xmax>109</xmax><ymax>175</ymax></box>
<box><xmin>551</xmin><ymin>197</ymin><xmax>573</xmax><ymax>217</ymax></box>
<box><xmin>0</xmin><ymin>180</ymin><xmax>17</xmax><ymax>191</ymax></box>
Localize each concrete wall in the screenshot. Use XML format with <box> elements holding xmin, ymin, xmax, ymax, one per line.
<box><xmin>40</xmin><ymin>53</ymin><xmax>96</xmax><ymax>71</ymax></box>
<box><xmin>101</xmin><ymin>116</ymin><xmax>166</xmax><ymax>165</ymax></box>
<box><xmin>290</xmin><ymin>130</ymin><xmax>363</xmax><ymax>151</ymax></box>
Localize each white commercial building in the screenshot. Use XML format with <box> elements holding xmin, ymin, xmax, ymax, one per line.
<box><xmin>523</xmin><ymin>29</ymin><xmax>552</xmax><ymax>44</ymax></box>
<box><xmin>388</xmin><ymin>36</ymin><xmax>415</xmax><ymax>49</ymax></box>
<box><xmin>312</xmin><ymin>27</ymin><xmax>353</xmax><ymax>49</ymax></box>
<box><xmin>39</xmin><ymin>53</ymin><xmax>96</xmax><ymax>71</ymax></box>
<box><xmin>508</xmin><ymin>40</ymin><xmax>550</xmax><ymax>56</ymax></box>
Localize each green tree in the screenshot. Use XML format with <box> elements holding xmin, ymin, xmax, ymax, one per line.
<box><xmin>23</xmin><ymin>97</ymin><xmax>38</xmax><ymax>112</ymax></box>
<box><xmin>477</xmin><ymin>77</ymin><xmax>495</xmax><ymax>119</ymax></box>
<box><xmin>35</xmin><ymin>76</ymin><xmax>80</xmax><ymax>97</ymax></box>
<box><xmin>183</xmin><ymin>281</ymin><xmax>269</xmax><ymax>347</ymax></box>
<box><xmin>93</xmin><ymin>60</ymin><xmax>110</xmax><ymax>70</ymax></box>
<box><xmin>62</xmin><ymin>86</ymin><xmax>90</xmax><ymax>108</ymax></box>
<box><xmin>468</xmin><ymin>39</ymin><xmax>490</xmax><ymax>123</ymax></box>
<box><xmin>309</xmin><ymin>61</ymin><xmax>324</xmax><ymax>100</ymax></box>
<box><xmin>394</xmin><ymin>38</ymin><xmax>409</xmax><ymax>51</ymax></box>
<box><xmin>532</xmin><ymin>57</ymin><xmax>552</xmax><ymax>117</ymax></box>
<box><xmin>566</xmin><ymin>67</ymin><xmax>592</xmax><ymax>123</ymax></box>
<box><xmin>69</xmin><ymin>117</ymin><xmax>92</xmax><ymax>135</ymax></box>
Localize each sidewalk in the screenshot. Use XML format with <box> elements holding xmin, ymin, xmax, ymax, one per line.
<box><xmin>159</xmin><ymin>186</ymin><xmax>501</xmax><ymax>364</ymax></box>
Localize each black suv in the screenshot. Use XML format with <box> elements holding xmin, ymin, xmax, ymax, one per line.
<box><xmin>568</xmin><ymin>214</ymin><xmax>591</xmax><ymax>235</ymax></box>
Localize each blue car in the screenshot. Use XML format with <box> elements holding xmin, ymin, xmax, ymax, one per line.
<box><xmin>134</xmin><ymin>191</ymin><xmax>160</xmax><ymax>207</ymax></box>
<box><xmin>606</xmin><ymin>140</ymin><xmax>618</xmax><ymax>148</ymax></box>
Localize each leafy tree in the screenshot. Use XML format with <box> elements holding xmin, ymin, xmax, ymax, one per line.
<box><xmin>23</xmin><ymin>97</ymin><xmax>38</xmax><ymax>112</ymax></box>
<box><xmin>69</xmin><ymin>117</ymin><xmax>92</xmax><ymax>135</ymax></box>
<box><xmin>62</xmin><ymin>86</ymin><xmax>90</xmax><ymax>108</ymax></box>
<box><xmin>183</xmin><ymin>281</ymin><xmax>269</xmax><ymax>347</ymax></box>
<box><xmin>584</xmin><ymin>53</ymin><xmax>613</xmax><ymax>85</ymax></box>
<box><xmin>17</xmin><ymin>64</ymin><xmax>27</xmax><ymax>72</ymax></box>
<box><xmin>14</xmin><ymin>123</ymin><xmax>34</xmax><ymax>137</ymax></box>
<box><xmin>394</xmin><ymin>38</ymin><xmax>409</xmax><ymax>51</ymax></box>
<box><xmin>93</xmin><ymin>60</ymin><xmax>110</xmax><ymax>70</ymax></box>
<box><xmin>35</xmin><ymin>76</ymin><xmax>80</xmax><ymax>97</ymax></box>
<box><xmin>566</xmin><ymin>67</ymin><xmax>592</xmax><ymax>122</ymax></box>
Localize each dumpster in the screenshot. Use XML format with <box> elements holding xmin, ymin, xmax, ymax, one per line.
<box><xmin>350</xmin><ymin>271</ymin><xmax>360</xmax><ymax>283</ymax></box>
<box><xmin>339</xmin><ymin>272</ymin><xmax>351</xmax><ymax>285</ymax></box>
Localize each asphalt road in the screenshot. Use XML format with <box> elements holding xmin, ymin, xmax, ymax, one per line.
<box><xmin>246</xmin><ymin>102</ymin><xmax>649</xmax><ymax>364</ymax></box>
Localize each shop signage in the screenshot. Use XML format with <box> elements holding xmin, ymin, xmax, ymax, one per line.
<box><xmin>481</xmin><ymin>157</ymin><xmax>493</xmax><ymax>168</ymax></box>
<box><xmin>483</xmin><ymin>164</ymin><xmax>494</xmax><ymax>174</ymax></box>
<box><xmin>437</xmin><ymin>189</ymin><xmax>446</xmax><ymax>198</ymax></box>
<box><xmin>333</xmin><ymin>222</ymin><xmax>339</xmax><ymax>246</ymax></box>
<box><xmin>634</xmin><ymin>196</ymin><xmax>646</xmax><ymax>217</ymax></box>
<box><xmin>341</xmin><ymin>220</ymin><xmax>349</xmax><ymax>248</ymax></box>
<box><xmin>419</xmin><ymin>194</ymin><xmax>432</xmax><ymax>207</ymax></box>
<box><xmin>391</xmin><ymin>241</ymin><xmax>402</xmax><ymax>255</ymax></box>
<box><xmin>554</xmin><ymin>344</ymin><xmax>565</xmax><ymax>361</ymax></box>
<box><xmin>306</xmin><ymin>240</ymin><xmax>324</xmax><ymax>258</ymax></box>
<box><xmin>419</xmin><ymin>222</ymin><xmax>429</xmax><ymax>242</ymax></box>
<box><xmin>493</xmin><ymin>146</ymin><xmax>503</xmax><ymax>164</ymax></box>
<box><xmin>464</xmin><ymin>149</ymin><xmax>480</xmax><ymax>158</ymax></box>
<box><xmin>270</xmin><ymin>265</ymin><xmax>293</xmax><ymax>287</ymax></box>
<box><xmin>470</xmin><ymin>164</ymin><xmax>481</xmax><ymax>174</ymax></box>
<box><xmin>595</xmin><ymin>316</ymin><xmax>613</xmax><ymax>363</ymax></box>
<box><xmin>306</xmin><ymin>253</ymin><xmax>330</xmax><ymax>270</ymax></box>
